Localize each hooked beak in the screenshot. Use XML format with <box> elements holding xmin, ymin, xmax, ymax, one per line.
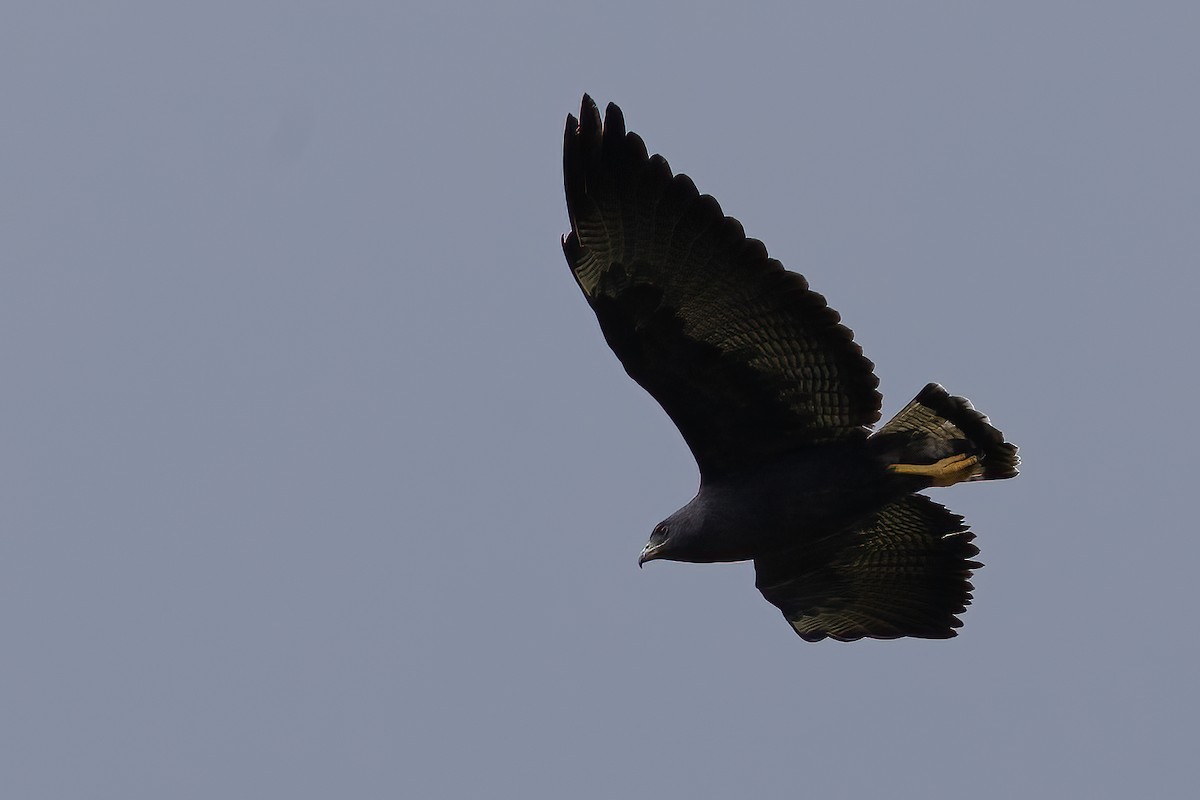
<box><xmin>638</xmin><ymin>542</ymin><xmax>662</xmax><ymax>568</ymax></box>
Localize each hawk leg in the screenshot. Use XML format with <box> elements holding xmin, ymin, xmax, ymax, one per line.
<box><xmin>889</xmin><ymin>453</ymin><xmax>980</xmax><ymax>488</ymax></box>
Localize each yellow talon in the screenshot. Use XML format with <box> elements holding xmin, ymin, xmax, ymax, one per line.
<box><xmin>890</xmin><ymin>453</ymin><xmax>981</xmax><ymax>487</ymax></box>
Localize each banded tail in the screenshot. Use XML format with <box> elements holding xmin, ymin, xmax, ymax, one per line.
<box><xmin>874</xmin><ymin>382</ymin><xmax>1019</xmax><ymax>483</ymax></box>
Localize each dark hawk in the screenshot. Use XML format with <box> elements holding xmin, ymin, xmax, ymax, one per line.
<box><xmin>562</xmin><ymin>95</ymin><xmax>1019</xmax><ymax>641</ymax></box>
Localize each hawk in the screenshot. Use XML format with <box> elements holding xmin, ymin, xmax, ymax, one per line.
<box><xmin>562</xmin><ymin>96</ymin><xmax>1018</xmax><ymax>641</ymax></box>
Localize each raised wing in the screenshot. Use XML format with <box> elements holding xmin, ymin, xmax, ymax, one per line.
<box><xmin>563</xmin><ymin>95</ymin><xmax>880</xmax><ymax>480</ymax></box>
<box><xmin>754</xmin><ymin>494</ymin><xmax>980</xmax><ymax>642</ymax></box>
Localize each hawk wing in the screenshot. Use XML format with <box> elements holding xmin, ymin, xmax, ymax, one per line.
<box><xmin>754</xmin><ymin>494</ymin><xmax>981</xmax><ymax>642</ymax></box>
<box><xmin>563</xmin><ymin>96</ymin><xmax>881</xmax><ymax>481</ymax></box>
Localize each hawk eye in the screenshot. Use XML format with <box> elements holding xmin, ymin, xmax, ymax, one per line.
<box><xmin>653</xmin><ymin>524</ymin><xmax>668</xmax><ymax>537</ymax></box>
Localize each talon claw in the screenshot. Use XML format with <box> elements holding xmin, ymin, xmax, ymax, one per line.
<box><xmin>889</xmin><ymin>454</ymin><xmax>982</xmax><ymax>487</ymax></box>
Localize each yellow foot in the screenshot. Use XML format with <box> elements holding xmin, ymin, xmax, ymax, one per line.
<box><xmin>889</xmin><ymin>453</ymin><xmax>981</xmax><ymax>487</ymax></box>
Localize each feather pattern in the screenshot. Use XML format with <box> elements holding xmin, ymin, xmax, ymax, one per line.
<box><xmin>754</xmin><ymin>495</ymin><xmax>980</xmax><ymax>642</ymax></box>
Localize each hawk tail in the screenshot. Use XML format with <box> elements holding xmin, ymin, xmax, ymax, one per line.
<box><xmin>874</xmin><ymin>383</ymin><xmax>1019</xmax><ymax>481</ymax></box>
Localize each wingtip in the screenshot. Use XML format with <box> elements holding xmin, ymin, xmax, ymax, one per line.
<box><xmin>567</xmin><ymin>94</ymin><xmax>593</xmax><ymax>130</ymax></box>
<box><xmin>572</xmin><ymin>95</ymin><xmax>627</xmax><ymax>142</ymax></box>
<box><xmin>578</xmin><ymin>101</ymin><xmax>601</xmax><ymax>146</ymax></box>
<box><xmin>603</xmin><ymin>101</ymin><xmax>626</xmax><ymax>139</ymax></box>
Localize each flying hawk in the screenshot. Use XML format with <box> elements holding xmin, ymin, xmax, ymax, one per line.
<box><xmin>562</xmin><ymin>95</ymin><xmax>1018</xmax><ymax>641</ymax></box>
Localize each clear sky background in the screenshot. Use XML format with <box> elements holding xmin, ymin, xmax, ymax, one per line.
<box><xmin>4</xmin><ymin>2</ymin><xmax>1198</xmax><ymax>797</ymax></box>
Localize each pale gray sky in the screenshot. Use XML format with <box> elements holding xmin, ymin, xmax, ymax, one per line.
<box><xmin>4</xmin><ymin>2</ymin><xmax>1198</xmax><ymax>797</ymax></box>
